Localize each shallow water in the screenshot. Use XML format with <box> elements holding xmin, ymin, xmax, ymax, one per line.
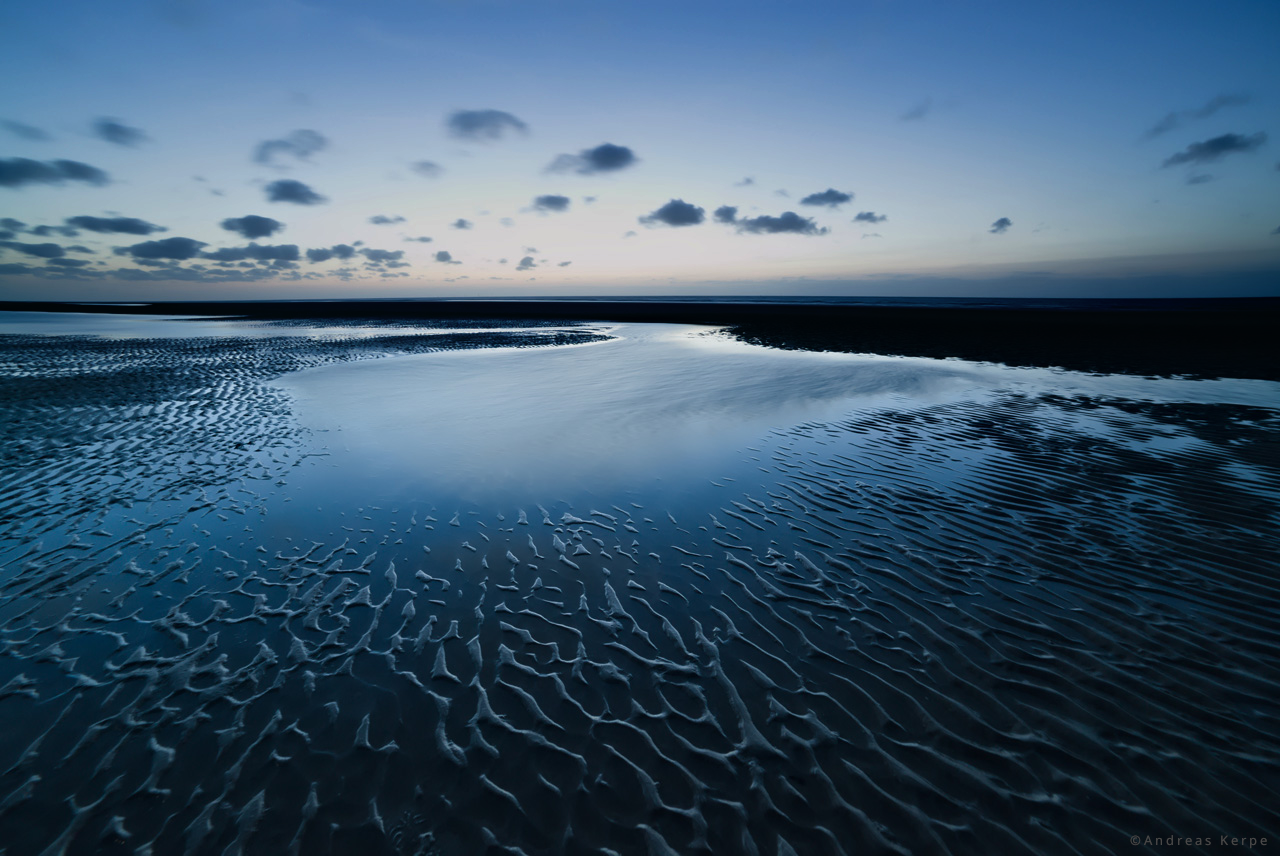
<box><xmin>1</xmin><ymin>314</ymin><xmax>1277</xmax><ymax>855</ymax></box>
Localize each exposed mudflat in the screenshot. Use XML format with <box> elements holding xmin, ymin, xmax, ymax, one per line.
<box><xmin>1</xmin><ymin>314</ymin><xmax>1277</xmax><ymax>855</ymax></box>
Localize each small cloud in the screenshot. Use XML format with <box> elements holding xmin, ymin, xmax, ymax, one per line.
<box><xmin>900</xmin><ymin>98</ymin><xmax>932</xmax><ymax>121</ymax></box>
<box><xmin>516</xmin><ymin>256</ymin><xmax>536</xmax><ymax>271</ymax></box>
<box><xmin>369</xmin><ymin>215</ymin><xmax>406</xmax><ymax>225</ymax></box>
<box><xmin>639</xmin><ymin>199</ymin><xmax>705</xmax><ymax>227</ymax></box>
<box><xmin>547</xmin><ymin>143</ymin><xmax>637</xmax><ymax>175</ymax></box>
<box><xmin>853</xmin><ymin>211</ymin><xmax>887</xmax><ymax>224</ymax></box>
<box><xmin>203</xmin><ymin>243</ymin><xmax>300</xmax><ymax>262</ymax></box>
<box><xmin>0</xmin><ymin>240</ymin><xmax>66</xmax><ymax>258</ymax></box>
<box><xmin>404</xmin><ymin>236</ymin><xmax>433</xmax><ymax>243</ymax></box>
<box><xmin>435</xmin><ymin>250</ymin><xmax>459</xmax><ymax>263</ymax></box>
<box><xmin>1185</xmin><ymin>174</ymin><xmax>1214</xmax><ymax>185</ymax></box>
<box><xmin>446</xmin><ymin>109</ymin><xmax>528</xmax><ymax>141</ymax></box>
<box><xmin>221</xmin><ymin>215</ymin><xmax>284</xmax><ymax>239</ymax></box>
<box><xmin>305</xmin><ymin>244</ymin><xmax>356</xmax><ymax>263</ymax></box>
<box><xmin>1270</xmin><ymin>226</ymin><xmax>1280</xmax><ymax>235</ymax></box>
<box><xmin>360</xmin><ymin>247</ymin><xmax>404</xmax><ymax>263</ymax></box>
<box><xmin>532</xmin><ymin>194</ymin><xmax>570</xmax><ymax>212</ymax></box>
<box><xmin>800</xmin><ymin>188</ymin><xmax>853</xmax><ymax>207</ymax></box>
<box><xmin>736</xmin><ymin>212</ymin><xmax>827</xmax><ymax>235</ymax></box>
<box><xmin>410</xmin><ymin>160</ymin><xmax>443</xmax><ymax>177</ymax></box>
<box><xmin>65</xmin><ymin>215</ymin><xmax>165</xmax><ymax>235</ymax></box>
<box><xmin>116</xmin><ymin>236</ymin><xmax>207</xmax><ymax>260</ymax></box>
<box><xmin>499</xmin><ymin>217</ymin><xmax>515</xmax><ymax>227</ymax></box>
<box><xmin>451</xmin><ymin>218</ymin><xmax>472</xmax><ymax>230</ymax></box>
<box><xmin>93</xmin><ymin>117</ymin><xmax>147</xmax><ymax>147</ymax></box>
<box><xmin>774</xmin><ymin>189</ymin><xmax>790</xmax><ymax>198</ymax></box>
<box><xmin>557</xmin><ymin>261</ymin><xmax>571</xmax><ymax>267</ymax></box>
<box><xmin>734</xmin><ymin>177</ymin><xmax>755</xmax><ymax>186</ymax></box>
<box><xmin>254</xmin><ymin>130</ymin><xmax>328</xmax><ymax>165</ymax></box>
<box><xmin>29</xmin><ymin>224</ymin><xmax>77</xmax><ymax>237</ymax></box>
<box><xmin>623</xmin><ymin>230</ymin><xmax>637</xmax><ymax>238</ymax></box>
<box><xmin>1144</xmin><ymin>94</ymin><xmax>1251</xmax><ymax>139</ymax></box>
<box><xmin>47</xmin><ymin>258</ymin><xmax>91</xmax><ymax>267</ymax></box>
<box><xmin>1162</xmin><ymin>133</ymin><xmax>1266</xmax><ymax>167</ymax></box>
<box><xmin>583</xmin><ymin>196</ymin><xmax>596</xmax><ymax>204</ymax></box>
<box><xmin>989</xmin><ymin>217</ymin><xmax>1012</xmax><ymax>234</ymax></box>
<box><xmin>0</xmin><ymin>158</ymin><xmax>109</xmax><ymax>188</ymax></box>
<box><xmin>714</xmin><ymin>205</ymin><xmax>738</xmax><ymax>224</ymax></box>
<box><xmin>2</xmin><ymin>120</ymin><xmax>50</xmax><ymax>141</ymax></box>
<box><xmin>265</xmin><ymin>179</ymin><xmax>326</xmax><ymax>205</ymax></box>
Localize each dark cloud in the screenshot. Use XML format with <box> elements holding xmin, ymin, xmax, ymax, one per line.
<box><xmin>451</xmin><ymin>218</ymin><xmax>472</xmax><ymax>229</ymax></box>
<box><xmin>0</xmin><ymin>218</ymin><xmax>25</xmax><ymax>232</ymax></box>
<box><xmin>115</xmin><ymin>236</ymin><xmax>207</xmax><ymax>260</ymax></box>
<box><xmin>533</xmin><ymin>194</ymin><xmax>571</xmax><ymax>212</ymax></box>
<box><xmin>734</xmin><ymin>177</ymin><xmax>755</xmax><ymax>187</ymax></box>
<box><xmin>901</xmin><ymin>98</ymin><xmax>932</xmax><ymax>121</ymax></box>
<box><xmin>516</xmin><ymin>256</ymin><xmax>536</xmax><ymax>271</ymax></box>
<box><xmin>435</xmin><ymin>250</ymin><xmax>459</xmax><ymax>264</ymax></box>
<box><xmin>1271</xmin><ymin>226</ymin><xmax>1280</xmax><ymax>235</ymax></box>
<box><xmin>800</xmin><ymin>188</ymin><xmax>854</xmax><ymax>207</ymax></box>
<box><xmin>735</xmin><ymin>212</ymin><xmax>828</xmax><ymax>235</ymax></box>
<box><xmin>557</xmin><ymin>261</ymin><xmax>571</xmax><ymax>267</ymax></box>
<box><xmin>0</xmin><ymin>240</ymin><xmax>66</xmax><ymax>258</ymax></box>
<box><xmin>203</xmin><ymin>243</ymin><xmax>300</xmax><ymax>262</ymax></box>
<box><xmin>93</xmin><ymin>117</ymin><xmax>147</xmax><ymax>147</ymax></box>
<box><xmin>254</xmin><ymin>130</ymin><xmax>328</xmax><ymax>165</ymax></box>
<box><xmin>989</xmin><ymin>217</ymin><xmax>1013</xmax><ymax>234</ymax></box>
<box><xmin>221</xmin><ymin>215</ymin><xmax>284</xmax><ymax>240</ymax></box>
<box><xmin>714</xmin><ymin>205</ymin><xmax>738</xmax><ymax>224</ymax></box>
<box><xmin>405</xmin><ymin>236</ymin><xmax>433</xmax><ymax>243</ymax></box>
<box><xmin>446</xmin><ymin>109</ymin><xmax>528</xmax><ymax>141</ymax></box>
<box><xmin>639</xmin><ymin>199</ymin><xmax>705</xmax><ymax>227</ymax></box>
<box><xmin>853</xmin><ymin>211</ymin><xmax>887</xmax><ymax>224</ymax></box>
<box><xmin>29</xmin><ymin>224</ymin><xmax>78</xmax><ymax>238</ymax></box>
<box><xmin>411</xmin><ymin>160</ymin><xmax>443</xmax><ymax>177</ymax></box>
<box><xmin>2</xmin><ymin>120</ymin><xmax>50</xmax><ymax>141</ymax></box>
<box><xmin>265</xmin><ymin>179</ymin><xmax>326</xmax><ymax>205</ymax></box>
<box><xmin>369</xmin><ymin>215</ymin><xmax>406</xmax><ymax>225</ymax></box>
<box><xmin>1185</xmin><ymin>174</ymin><xmax>1215</xmax><ymax>185</ymax></box>
<box><xmin>0</xmin><ymin>158</ymin><xmax>109</xmax><ymax>188</ymax></box>
<box><xmin>65</xmin><ymin>215</ymin><xmax>165</xmax><ymax>235</ymax></box>
<box><xmin>547</xmin><ymin>143</ymin><xmax>637</xmax><ymax>175</ymax></box>
<box><xmin>0</xmin><ymin>263</ymin><xmax>31</xmax><ymax>274</ymax></box>
<box><xmin>1144</xmin><ymin>94</ymin><xmax>1250</xmax><ymax>139</ymax></box>
<box><xmin>360</xmin><ymin>248</ymin><xmax>404</xmax><ymax>263</ymax></box>
<box><xmin>47</xmin><ymin>258</ymin><xmax>91</xmax><ymax>267</ymax></box>
<box><xmin>305</xmin><ymin>244</ymin><xmax>357</xmax><ymax>263</ymax></box>
<box><xmin>1162</xmin><ymin>133</ymin><xmax>1266</xmax><ymax>167</ymax></box>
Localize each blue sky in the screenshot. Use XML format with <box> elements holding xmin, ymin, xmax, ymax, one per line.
<box><xmin>1</xmin><ymin>0</ymin><xmax>1277</xmax><ymax>299</ymax></box>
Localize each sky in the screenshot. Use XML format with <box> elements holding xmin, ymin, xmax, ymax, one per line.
<box><xmin>1</xmin><ymin>0</ymin><xmax>1278</xmax><ymax>300</ymax></box>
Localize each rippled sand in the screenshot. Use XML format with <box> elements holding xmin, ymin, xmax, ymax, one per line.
<box><xmin>0</xmin><ymin>316</ymin><xmax>1277</xmax><ymax>855</ymax></box>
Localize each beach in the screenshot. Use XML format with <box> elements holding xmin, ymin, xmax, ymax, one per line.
<box><xmin>0</xmin><ymin>308</ymin><xmax>1277</xmax><ymax>854</ymax></box>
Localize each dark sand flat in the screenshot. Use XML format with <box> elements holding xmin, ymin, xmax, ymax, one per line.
<box><xmin>0</xmin><ymin>311</ymin><xmax>1277</xmax><ymax>855</ymax></box>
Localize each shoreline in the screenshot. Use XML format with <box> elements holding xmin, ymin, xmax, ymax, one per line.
<box><xmin>2</xmin><ymin>296</ymin><xmax>1278</xmax><ymax>380</ymax></box>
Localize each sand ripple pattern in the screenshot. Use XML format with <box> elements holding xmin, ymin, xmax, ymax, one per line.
<box><xmin>1</xmin><ymin>329</ymin><xmax>1278</xmax><ymax>855</ymax></box>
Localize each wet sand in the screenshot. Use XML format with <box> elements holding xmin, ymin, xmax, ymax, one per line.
<box><xmin>0</xmin><ymin>313</ymin><xmax>1277</xmax><ymax>855</ymax></box>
